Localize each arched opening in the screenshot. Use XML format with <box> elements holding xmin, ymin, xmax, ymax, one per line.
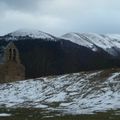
<box><xmin>13</xmin><ymin>49</ymin><xmax>16</xmax><ymax>61</ymax></box>
<box><xmin>9</xmin><ymin>49</ymin><xmax>12</xmax><ymax>60</ymax></box>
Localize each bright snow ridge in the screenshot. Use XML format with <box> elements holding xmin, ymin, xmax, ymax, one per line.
<box><xmin>4</xmin><ymin>29</ymin><xmax>55</xmax><ymax>40</ymax></box>
<box><xmin>0</xmin><ymin>70</ymin><xmax>120</xmax><ymax>115</ymax></box>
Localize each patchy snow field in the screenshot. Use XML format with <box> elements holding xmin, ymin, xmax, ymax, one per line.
<box><xmin>0</xmin><ymin>113</ymin><xmax>11</xmax><ymax>117</ymax></box>
<box><xmin>0</xmin><ymin>69</ymin><xmax>120</xmax><ymax>115</ymax></box>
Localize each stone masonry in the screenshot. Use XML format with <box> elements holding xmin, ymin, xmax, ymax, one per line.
<box><xmin>0</xmin><ymin>42</ymin><xmax>25</xmax><ymax>83</ymax></box>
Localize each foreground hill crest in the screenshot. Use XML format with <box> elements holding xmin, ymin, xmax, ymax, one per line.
<box><xmin>0</xmin><ymin>69</ymin><xmax>120</xmax><ymax>114</ymax></box>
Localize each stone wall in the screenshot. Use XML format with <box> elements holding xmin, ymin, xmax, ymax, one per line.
<box><xmin>0</xmin><ymin>64</ymin><xmax>5</xmax><ymax>82</ymax></box>
<box><xmin>0</xmin><ymin>42</ymin><xmax>25</xmax><ymax>83</ymax></box>
<box><xmin>0</xmin><ymin>62</ymin><xmax>25</xmax><ymax>83</ymax></box>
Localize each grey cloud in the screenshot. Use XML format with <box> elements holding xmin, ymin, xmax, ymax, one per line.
<box><xmin>0</xmin><ymin>0</ymin><xmax>120</xmax><ymax>36</ymax></box>
<box><xmin>0</xmin><ymin>0</ymin><xmax>40</xmax><ymax>12</ymax></box>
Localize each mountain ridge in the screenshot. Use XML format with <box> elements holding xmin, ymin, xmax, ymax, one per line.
<box><xmin>0</xmin><ymin>29</ymin><xmax>120</xmax><ymax>79</ymax></box>
<box><xmin>1</xmin><ymin>30</ymin><xmax>120</xmax><ymax>57</ymax></box>
<box><xmin>62</xmin><ymin>32</ymin><xmax>120</xmax><ymax>56</ymax></box>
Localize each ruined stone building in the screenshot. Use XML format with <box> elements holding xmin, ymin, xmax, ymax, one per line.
<box><xmin>0</xmin><ymin>42</ymin><xmax>25</xmax><ymax>83</ymax></box>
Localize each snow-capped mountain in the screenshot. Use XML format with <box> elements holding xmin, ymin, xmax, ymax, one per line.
<box><xmin>1</xmin><ymin>29</ymin><xmax>120</xmax><ymax>56</ymax></box>
<box><xmin>0</xmin><ymin>69</ymin><xmax>120</xmax><ymax>115</ymax></box>
<box><xmin>1</xmin><ymin>31</ymin><xmax>117</xmax><ymax>79</ymax></box>
<box><xmin>62</xmin><ymin>33</ymin><xmax>120</xmax><ymax>56</ymax></box>
<box><xmin>2</xmin><ymin>29</ymin><xmax>56</xmax><ymax>41</ymax></box>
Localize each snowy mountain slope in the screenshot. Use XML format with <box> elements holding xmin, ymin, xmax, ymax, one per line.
<box><xmin>2</xmin><ymin>29</ymin><xmax>56</xmax><ymax>41</ymax></box>
<box><xmin>62</xmin><ymin>33</ymin><xmax>120</xmax><ymax>56</ymax></box>
<box><xmin>0</xmin><ymin>69</ymin><xmax>120</xmax><ymax>114</ymax></box>
<box><xmin>1</xmin><ymin>29</ymin><xmax>120</xmax><ymax>56</ymax></box>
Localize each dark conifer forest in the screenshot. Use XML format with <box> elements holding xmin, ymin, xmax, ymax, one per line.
<box><xmin>0</xmin><ymin>37</ymin><xmax>120</xmax><ymax>79</ymax></box>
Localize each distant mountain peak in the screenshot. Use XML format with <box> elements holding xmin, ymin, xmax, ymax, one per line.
<box><xmin>2</xmin><ymin>29</ymin><xmax>56</xmax><ymax>41</ymax></box>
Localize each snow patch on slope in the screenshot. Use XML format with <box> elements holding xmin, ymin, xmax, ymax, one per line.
<box><xmin>0</xmin><ymin>113</ymin><xmax>11</xmax><ymax>117</ymax></box>
<box><xmin>0</xmin><ymin>70</ymin><xmax>120</xmax><ymax>114</ymax></box>
<box><xmin>61</xmin><ymin>33</ymin><xmax>97</xmax><ymax>51</ymax></box>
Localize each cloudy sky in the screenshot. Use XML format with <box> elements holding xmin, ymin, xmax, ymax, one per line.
<box><xmin>0</xmin><ymin>0</ymin><xmax>120</xmax><ymax>36</ymax></box>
